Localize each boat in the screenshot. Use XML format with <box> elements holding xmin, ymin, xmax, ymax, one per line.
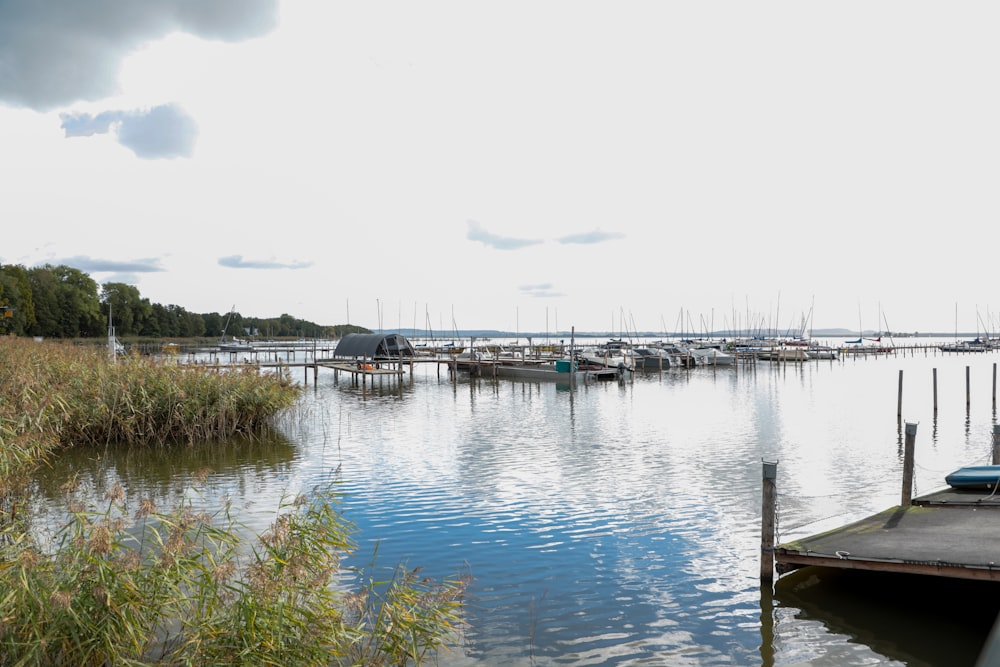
<box><xmin>945</xmin><ymin>465</ymin><xmax>1000</xmax><ymax>489</ymax></box>
<box><xmin>219</xmin><ymin>305</ymin><xmax>253</xmax><ymax>351</ymax></box>
<box><xmin>576</xmin><ymin>341</ymin><xmax>634</xmax><ymax>371</ymax></box>
<box><xmin>755</xmin><ymin>347</ymin><xmax>811</xmax><ymax>362</ymax></box>
<box><xmin>632</xmin><ymin>347</ymin><xmax>675</xmax><ymax>370</ymax></box>
<box><xmin>219</xmin><ymin>337</ymin><xmax>252</xmax><ymax>351</ymax></box>
<box><xmin>685</xmin><ymin>345</ymin><xmax>735</xmax><ymax>366</ymax></box>
<box><xmin>840</xmin><ymin>337</ymin><xmax>894</xmax><ymax>355</ymax></box>
<box><xmin>494</xmin><ymin>362</ymin><xmax>622</xmax><ymax>382</ymax></box>
<box><xmin>940</xmin><ymin>338</ymin><xmax>991</xmax><ymax>353</ymax></box>
<box><xmin>647</xmin><ymin>341</ymin><xmax>699</xmax><ymax>368</ymax></box>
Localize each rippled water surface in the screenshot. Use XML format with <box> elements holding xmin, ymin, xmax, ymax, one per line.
<box><xmin>35</xmin><ymin>341</ymin><xmax>1000</xmax><ymax>665</ymax></box>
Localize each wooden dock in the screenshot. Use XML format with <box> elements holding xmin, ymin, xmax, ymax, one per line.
<box><xmin>768</xmin><ymin>423</ymin><xmax>1000</xmax><ymax>583</ymax></box>
<box><xmin>774</xmin><ymin>491</ymin><xmax>1000</xmax><ymax>581</ymax></box>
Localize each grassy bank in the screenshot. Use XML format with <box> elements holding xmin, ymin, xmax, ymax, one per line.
<box><xmin>0</xmin><ymin>338</ymin><xmax>300</xmax><ymax>486</ymax></box>
<box><xmin>0</xmin><ymin>338</ymin><xmax>468</xmax><ymax>665</ymax></box>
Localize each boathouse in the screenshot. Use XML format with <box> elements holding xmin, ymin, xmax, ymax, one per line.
<box><xmin>333</xmin><ymin>333</ymin><xmax>416</xmax><ymax>360</ymax></box>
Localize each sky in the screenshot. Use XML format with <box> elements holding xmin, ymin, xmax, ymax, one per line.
<box><xmin>2</xmin><ymin>1</ymin><xmax>999</xmax><ymax>337</ymax></box>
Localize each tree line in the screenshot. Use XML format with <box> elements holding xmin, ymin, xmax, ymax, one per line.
<box><xmin>0</xmin><ymin>263</ymin><xmax>366</xmax><ymax>340</ymax></box>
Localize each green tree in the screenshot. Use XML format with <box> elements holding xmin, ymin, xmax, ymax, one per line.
<box><xmin>100</xmin><ymin>282</ymin><xmax>148</xmax><ymax>337</ymax></box>
<box><xmin>0</xmin><ymin>264</ymin><xmax>34</xmax><ymax>335</ymax></box>
<box><xmin>26</xmin><ymin>267</ymin><xmax>60</xmax><ymax>337</ymax></box>
<box><xmin>202</xmin><ymin>312</ymin><xmax>223</xmax><ymax>337</ymax></box>
<box><xmin>52</xmin><ymin>265</ymin><xmax>103</xmax><ymax>337</ymax></box>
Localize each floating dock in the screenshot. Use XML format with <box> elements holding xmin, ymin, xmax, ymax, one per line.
<box><xmin>775</xmin><ymin>489</ymin><xmax>1000</xmax><ymax>581</ymax></box>
<box><xmin>768</xmin><ymin>423</ymin><xmax>1000</xmax><ymax>583</ymax></box>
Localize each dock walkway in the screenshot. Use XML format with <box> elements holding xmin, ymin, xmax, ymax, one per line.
<box><xmin>775</xmin><ymin>488</ymin><xmax>1000</xmax><ymax>581</ymax></box>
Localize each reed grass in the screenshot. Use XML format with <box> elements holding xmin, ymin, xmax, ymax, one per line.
<box><xmin>0</xmin><ymin>337</ymin><xmax>299</xmax><ymax>462</ymax></box>
<box><xmin>0</xmin><ymin>338</ymin><xmax>470</xmax><ymax>664</ymax></box>
<box><xmin>0</xmin><ymin>484</ymin><xmax>469</xmax><ymax>666</ymax></box>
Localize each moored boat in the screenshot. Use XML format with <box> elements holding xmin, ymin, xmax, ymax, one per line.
<box><xmin>945</xmin><ymin>465</ymin><xmax>1000</xmax><ymax>489</ymax></box>
<box><xmin>755</xmin><ymin>347</ymin><xmax>810</xmax><ymax>361</ymax></box>
<box><xmin>940</xmin><ymin>339</ymin><xmax>991</xmax><ymax>353</ymax></box>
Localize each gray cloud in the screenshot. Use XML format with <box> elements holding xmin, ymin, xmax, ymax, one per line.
<box><xmin>556</xmin><ymin>229</ymin><xmax>627</xmax><ymax>245</ymax></box>
<box><xmin>519</xmin><ymin>283</ymin><xmax>565</xmax><ymax>298</ymax></box>
<box><xmin>60</xmin><ymin>104</ymin><xmax>198</xmax><ymax>159</ymax></box>
<box><xmin>0</xmin><ymin>0</ymin><xmax>279</xmax><ymax>111</ymax></box>
<box><xmin>466</xmin><ymin>220</ymin><xmax>543</xmax><ymax>251</ymax></box>
<box><xmin>219</xmin><ymin>255</ymin><xmax>314</xmax><ymax>270</ymax></box>
<box><xmin>52</xmin><ymin>256</ymin><xmax>166</xmax><ymax>273</ymax></box>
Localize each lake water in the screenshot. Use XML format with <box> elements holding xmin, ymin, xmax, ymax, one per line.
<box><xmin>33</xmin><ymin>339</ymin><xmax>1000</xmax><ymax>666</ymax></box>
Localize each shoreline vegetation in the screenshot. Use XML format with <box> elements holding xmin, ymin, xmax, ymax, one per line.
<box><xmin>0</xmin><ymin>337</ymin><xmax>468</xmax><ymax>665</ymax></box>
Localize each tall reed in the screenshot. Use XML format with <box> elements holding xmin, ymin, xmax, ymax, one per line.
<box><xmin>0</xmin><ymin>338</ymin><xmax>469</xmax><ymax>664</ymax></box>
<box><xmin>0</xmin><ymin>483</ymin><xmax>469</xmax><ymax>665</ymax></box>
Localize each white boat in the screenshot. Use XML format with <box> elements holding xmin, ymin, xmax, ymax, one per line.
<box><xmin>219</xmin><ymin>305</ymin><xmax>253</xmax><ymax>351</ymax></box>
<box><xmin>940</xmin><ymin>339</ymin><xmax>991</xmax><ymax>353</ymax></box>
<box><xmin>685</xmin><ymin>346</ymin><xmax>735</xmax><ymax>366</ymax></box>
<box><xmin>576</xmin><ymin>342</ymin><xmax>634</xmax><ymax>371</ymax></box>
<box><xmin>647</xmin><ymin>341</ymin><xmax>699</xmax><ymax>368</ymax></box>
<box><xmin>755</xmin><ymin>347</ymin><xmax>811</xmax><ymax>361</ymax></box>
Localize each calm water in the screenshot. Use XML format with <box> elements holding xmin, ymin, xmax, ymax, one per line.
<box><xmin>33</xmin><ymin>339</ymin><xmax>1000</xmax><ymax>665</ymax></box>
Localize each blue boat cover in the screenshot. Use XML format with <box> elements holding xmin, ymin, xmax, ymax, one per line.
<box><xmin>945</xmin><ymin>465</ymin><xmax>1000</xmax><ymax>489</ymax></box>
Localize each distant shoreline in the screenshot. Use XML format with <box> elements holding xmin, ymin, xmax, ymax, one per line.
<box><xmin>380</xmin><ymin>329</ymin><xmax>983</xmax><ymax>340</ymax></box>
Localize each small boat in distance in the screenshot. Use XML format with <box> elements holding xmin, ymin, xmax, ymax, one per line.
<box><xmin>220</xmin><ymin>305</ymin><xmax>253</xmax><ymax>351</ymax></box>
<box><xmin>940</xmin><ymin>338</ymin><xmax>992</xmax><ymax>353</ymax></box>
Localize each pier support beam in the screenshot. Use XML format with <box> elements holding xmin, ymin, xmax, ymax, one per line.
<box><xmin>993</xmin><ymin>424</ymin><xmax>1000</xmax><ymax>465</ymax></box>
<box><xmin>897</xmin><ymin>370</ymin><xmax>903</xmax><ymax>418</ymax></box>
<box><xmin>760</xmin><ymin>460</ymin><xmax>778</xmax><ymax>582</ymax></box>
<box><xmin>901</xmin><ymin>422</ymin><xmax>918</xmax><ymax>506</ymax></box>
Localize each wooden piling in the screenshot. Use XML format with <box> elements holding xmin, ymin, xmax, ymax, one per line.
<box><xmin>760</xmin><ymin>460</ymin><xmax>778</xmax><ymax>582</ymax></box>
<box><xmin>993</xmin><ymin>424</ymin><xmax>1000</xmax><ymax>465</ymax></box>
<box><xmin>967</xmin><ymin>366</ymin><xmax>971</xmax><ymax>407</ymax></box>
<box><xmin>933</xmin><ymin>368</ymin><xmax>938</xmax><ymax>413</ymax></box>
<box><xmin>901</xmin><ymin>422</ymin><xmax>917</xmax><ymax>507</ymax></box>
<box><xmin>897</xmin><ymin>369</ymin><xmax>903</xmax><ymax>418</ymax></box>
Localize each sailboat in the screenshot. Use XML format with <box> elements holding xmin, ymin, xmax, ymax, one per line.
<box><xmin>220</xmin><ymin>306</ymin><xmax>252</xmax><ymax>351</ymax></box>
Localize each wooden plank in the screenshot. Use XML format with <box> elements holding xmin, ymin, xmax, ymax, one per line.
<box><xmin>775</xmin><ymin>503</ymin><xmax>1000</xmax><ymax>581</ymax></box>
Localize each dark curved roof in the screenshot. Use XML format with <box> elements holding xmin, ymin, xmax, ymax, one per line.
<box><xmin>334</xmin><ymin>333</ymin><xmax>416</xmax><ymax>358</ymax></box>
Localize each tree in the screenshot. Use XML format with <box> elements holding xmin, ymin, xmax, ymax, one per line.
<box><xmin>202</xmin><ymin>312</ymin><xmax>223</xmax><ymax>338</ymax></box>
<box><xmin>51</xmin><ymin>265</ymin><xmax>103</xmax><ymax>337</ymax></box>
<box><xmin>27</xmin><ymin>268</ymin><xmax>60</xmax><ymax>337</ymax></box>
<box><xmin>0</xmin><ymin>264</ymin><xmax>35</xmax><ymax>335</ymax></box>
<box><xmin>100</xmin><ymin>283</ymin><xmax>149</xmax><ymax>337</ymax></box>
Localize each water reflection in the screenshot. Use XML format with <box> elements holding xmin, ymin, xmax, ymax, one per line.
<box><xmin>774</xmin><ymin>567</ymin><xmax>999</xmax><ymax>667</ymax></box>
<box><xmin>30</xmin><ymin>430</ymin><xmax>302</xmax><ymax>543</ymax></box>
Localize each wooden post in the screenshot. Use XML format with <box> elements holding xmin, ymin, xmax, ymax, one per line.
<box><xmin>933</xmin><ymin>368</ymin><xmax>938</xmax><ymax>413</ymax></box>
<box><xmin>967</xmin><ymin>366</ymin><xmax>971</xmax><ymax>408</ymax></box>
<box><xmin>897</xmin><ymin>370</ymin><xmax>903</xmax><ymax>418</ymax></box>
<box><xmin>993</xmin><ymin>424</ymin><xmax>1000</xmax><ymax>465</ymax></box>
<box><xmin>760</xmin><ymin>460</ymin><xmax>778</xmax><ymax>582</ymax></box>
<box><xmin>994</xmin><ymin>363</ymin><xmax>997</xmax><ymax>407</ymax></box>
<box><xmin>570</xmin><ymin>327</ymin><xmax>576</xmax><ymax>385</ymax></box>
<box><xmin>901</xmin><ymin>422</ymin><xmax>917</xmax><ymax>507</ymax></box>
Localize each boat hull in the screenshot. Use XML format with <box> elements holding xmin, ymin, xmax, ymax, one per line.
<box><xmin>945</xmin><ymin>465</ymin><xmax>1000</xmax><ymax>489</ymax></box>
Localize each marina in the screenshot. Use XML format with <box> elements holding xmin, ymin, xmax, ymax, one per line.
<box><xmin>39</xmin><ymin>334</ymin><xmax>1000</xmax><ymax>665</ymax></box>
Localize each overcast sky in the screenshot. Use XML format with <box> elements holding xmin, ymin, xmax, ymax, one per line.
<box><xmin>2</xmin><ymin>1</ymin><xmax>998</xmax><ymax>336</ymax></box>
